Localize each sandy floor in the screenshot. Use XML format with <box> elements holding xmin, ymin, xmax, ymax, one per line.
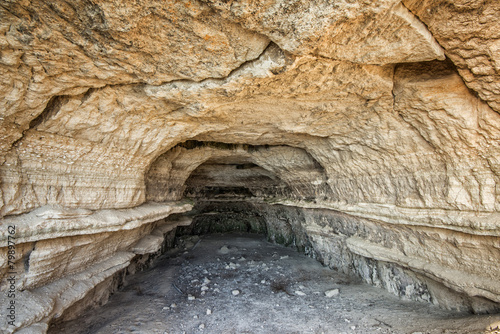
<box><xmin>50</xmin><ymin>233</ymin><xmax>500</xmax><ymax>334</ymax></box>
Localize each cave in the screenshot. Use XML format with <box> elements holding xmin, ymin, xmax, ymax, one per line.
<box><xmin>1</xmin><ymin>0</ymin><xmax>500</xmax><ymax>333</ymax></box>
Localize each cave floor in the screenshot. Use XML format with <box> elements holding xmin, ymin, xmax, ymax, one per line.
<box><xmin>50</xmin><ymin>233</ymin><xmax>499</xmax><ymax>334</ymax></box>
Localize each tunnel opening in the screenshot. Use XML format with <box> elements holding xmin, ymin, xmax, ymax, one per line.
<box><xmin>145</xmin><ymin>140</ymin><xmax>329</xmax><ymax>203</ymax></box>
<box><xmin>143</xmin><ymin>140</ymin><xmax>500</xmax><ymax>316</ymax></box>
<box><xmin>47</xmin><ymin>159</ymin><xmax>500</xmax><ymax>333</ymax></box>
<box><xmin>47</xmin><ymin>138</ymin><xmax>500</xmax><ymax>332</ymax></box>
<box><xmin>182</xmin><ymin>159</ymin><xmax>282</xmax><ymax>200</ymax></box>
<box><xmin>48</xmin><ymin>212</ymin><xmax>500</xmax><ymax>334</ymax></box>
<box><xmin>177</xmin><ymin>150</ymin><xmax>316</xmax><ymax>252</ymax></box>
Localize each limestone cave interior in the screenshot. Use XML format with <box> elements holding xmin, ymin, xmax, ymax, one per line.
<box><xmin>1</xmin><ymin>0</ymin><xmax>500</xmax><ymax>333</ymax></box>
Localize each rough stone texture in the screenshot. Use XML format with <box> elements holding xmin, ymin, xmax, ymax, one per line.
<box><xmin>200</xmin><ymin>0</ymin><xmax>445</xmax><ymax>64</ymax></box>
<box><xmin>403</xmin><ymin>0</ymin><xmax>500</xmax><ymax>113</ymax></box>
<box><xmin>0</xmin><ymin>0</ymin><xmax>270</xmax><ymax>156</ymax></box>
<box><xmin>298</xmin><ymin>206</ymin><xmax>500</xmax><ymax>312</ymax></box>
<box><xmin>146</xmin><ymin>141</ymin><xmax>327</xmax><ymax>201</ymax></box>
<box><xmin>178</xmin><ymin>201</ymin><xmax>269</xmax><ymax>235</ymax></box>
<box><xmin>0</xmin><ymin>0</ymin><xmax>499</xmax><ymax>332</ymax></box>
<box><xmin>180</xmin><ymin>201</ymin><xmax>500</xmax><ymax>313</ymax></box>
<box><xmin>0</xmin><ymin>210</ymin><xmax>192</xmax><ymax>333</ymax></box>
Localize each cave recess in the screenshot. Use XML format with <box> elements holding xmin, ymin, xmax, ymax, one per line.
<box><xmin>1</xmin><ymin>0</ymin><xmax>500</xmax><ymax>332</ymax></box>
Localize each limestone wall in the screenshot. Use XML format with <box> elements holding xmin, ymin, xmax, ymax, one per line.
<box><xmin>0</xmin><ymin>0</ymin><xmax>499</xmax><ymax>332</ymax></box>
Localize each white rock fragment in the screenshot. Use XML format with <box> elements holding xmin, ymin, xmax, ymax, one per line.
<box><xmin>206</xmin><ymin>309</ymin><xmax>212</xmax><ymax>315</ymax></box>
<box><xmin>199</xmin><ymin>323</ymin><xmax>205</xmax><ymax>329</ymax></box>
<box><xmin>225</xmin><ymin>262</ymin><xmax>239</xmax><ymax>270</ymax></box>
<box><xmin>295</xmin><ymin>291</ymin><xmax>306</xmax><ymax>296</ymax></box>
<box><xmin>280</xmin><ymin>255</ymin><xmax>289</xmax><ymax>259</ymax></box>
<box><xmin>188</xmin><ymin>294</ymin><xmax>196</xmax><ymax>300</ymax></box>
<box><xmin>201</xmin><ymin>286</ymin><xmax>209</xmax><ymax>291</ymax></box>
<box><xmin>351</xmin><ymin>326</ymin><xmax>356</xmax><ymax>330</ymax></box>
<box><xmin>170</xmin><ymin>303</ymin><xmax>177</xmax><ymax>308</ymax></box>
<box><xmin>325</xmin><ymin>289</ymin><xmax>340</xmax><ymax>298</ymax></box>
<box><xmin>232</xmin><ymin>289</ymin><xmax>240</xmax><ymax>296</ymax></box>
<box><xmin>219</xmin><ymin>246</ymin><xmax>230</xmax><ymax>254</ymax></box>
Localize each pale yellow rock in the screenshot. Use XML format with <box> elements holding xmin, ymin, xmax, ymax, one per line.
<box><xmin>0</xmin><ymin>1</ymin><xmax>499</xmax><ymax>331</ymax></box>
<box><xmin>201</xmin><ymin>0</ymin><xmax>445</xmax><ymax>63</ymax></box>
<box><xmin>0</xmin><ymin>202</ymin><xmax>192</xmax><ymax>245</ymax></box>
<box><xmin>0</xmin><ymin>252</ymin><xmax>135</xmax><ymax>333</ymax></box>
<box><xmin>0</xmin><ymin>0</ymin><xmax>269</xmax><ymax>156</ymax></box>
<box><xmin>130</xmin><ymin>234</ymin><xmax>165</xmax><ymax>255</ymax></box>
<box><xmin>394</xmin><ymin>61</ymin><xmax>500</xmax><ymax>212</ymax></box>
<box><xmin>402</xmin><ymin>0</ymin><xmax>500</xmax><ymax>113</ymax></box>
<box><xmin>346</xmin><ymin>236</ymin><xmax>500</xmax><ymax>303</ymax></box>
<box><xmin>146</xmin><ymin>143</ymin><xmax>326</xmax><ymax>202</ymax></box>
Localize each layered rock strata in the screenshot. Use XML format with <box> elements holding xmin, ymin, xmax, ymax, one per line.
<box><xmin>0</xmin><ymin>202</ymin><xmax>192</xmax><ymax>333</ymax></box>
<box><xmin>1</xmin><ymin>0</ymin><xmax>500</xmax><ymax>332</ymax></box>
<box><xmin>181</xmin><ymin>200</ymin><xmax>500</xmax><ymax>313</ymax></box>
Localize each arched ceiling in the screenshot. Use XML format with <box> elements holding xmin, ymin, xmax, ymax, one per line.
<box><xmin>1</xmin><ymin>2</ymin><xmax>500</xmax><ymax>329</ymax></box>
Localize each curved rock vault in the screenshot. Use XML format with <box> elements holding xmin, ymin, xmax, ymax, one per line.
<box><xmin>1</xmin><ymin>0</ymin><xmax>500</xmax><ymax>332</ymax></box>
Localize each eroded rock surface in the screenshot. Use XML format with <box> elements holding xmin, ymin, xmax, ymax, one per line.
<box><xmin>0</xmin><ymin>0</ymin><xmax>499</xmax><ymax>333</ymax></box>
<box><xmin>403</xmin><ymin>0</ymin><xmax>500</xmax><ymax>112</ymax></box>
<box><xmin>49</xmin><ymin>233</ymin><xmax>499</xmax><ymax>334</ymax></box>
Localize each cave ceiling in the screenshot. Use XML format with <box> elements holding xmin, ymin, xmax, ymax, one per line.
<box><xmin>1</xmin><ymin>1</ymin><xmax>500</xmax><ymax>331</ymax></box>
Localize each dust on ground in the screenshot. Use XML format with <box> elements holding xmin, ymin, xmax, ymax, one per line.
<box><xmin>50</xmin><ymin>233</ymin><xmax>500</xmax><ymax>334</ymax></box>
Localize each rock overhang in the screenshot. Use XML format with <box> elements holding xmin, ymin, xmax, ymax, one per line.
<box><xmin>1</xmin><ymin>1</ymin><xmax>500</xmax><ymax>332</ymax></box>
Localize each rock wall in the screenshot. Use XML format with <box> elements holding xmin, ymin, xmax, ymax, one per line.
<box><xmin>0</xmin><ymin>203</ymin><xmax>192</xmax><ymax>333</ymax></box>
<box><xmin>182</xmin><ymin>200</ymin><xmax>500</xmax><ymax>313</ymax></box>
<box><xmin>403</xmin><ymin>0</ymin><xmax>500</xmax><ymax>113</ymax></box>
<box><xmin>1</xmin><ymin>0</ymin><xmax>500</xmax><ymax>332</ymax></box>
